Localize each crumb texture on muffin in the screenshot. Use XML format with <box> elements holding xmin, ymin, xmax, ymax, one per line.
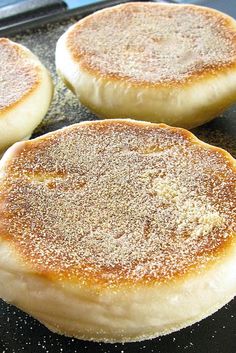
<box><xmin>0</xmin><ymin>120</ymin><xmax>235</xmax><ymax>285</ymax></box>
<box><xmin>67</xmin><ymin>3</ymin><xmax>236</xmax><ymax>85</ymax></box>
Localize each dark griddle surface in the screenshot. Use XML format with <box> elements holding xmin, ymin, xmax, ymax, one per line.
<box><xmin>0</xmin><ymin>3</ymin><xmax>236</xmax><ymax>353</ymax></box>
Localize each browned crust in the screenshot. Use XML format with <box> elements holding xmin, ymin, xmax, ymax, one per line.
<box><xmin>66</xmin><ymin>3</ymin><xmax>236</xmax><ymax>88</ymax></box>
<box><xmin>0</xmin><ymin>38</ymin><xmax>42</xmax><ymax>116</ymax></box>
<box><xmin>0</xmin><ymin>120</ymin><xmax>235</xmax><ymax>288</ymax></box>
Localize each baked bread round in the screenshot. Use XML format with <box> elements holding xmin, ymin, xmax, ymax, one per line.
<box><xmin>56</xmin><ymin>2</ymin><xmax>236</xmax><ymax>129</ymax></box>
<box><xmin>0</xmin><ymin>38</ymin><xmax>53</xmax><ymax>154</ymax></box>
<box><xmin>0</xmin><ymin>119</ymin><xmax>235</xmax><ymax>343</ymax></box>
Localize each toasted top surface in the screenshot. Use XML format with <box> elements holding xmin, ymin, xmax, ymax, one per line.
<box><xmin>66</xmin><ymin>2</ymin><xmax>236</xmax><ymax>86</ymax></box>
<box><xmin>0</xmin><ymin>120</ymin><xmax>235</xmax><ymax>286</ymax></box>
<box><xmin>0</xmin><ymin>38</ymin><xmax>40</xmax><ymax>114</ymax></box>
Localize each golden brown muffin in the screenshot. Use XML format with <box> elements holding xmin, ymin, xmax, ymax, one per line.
<box><xmin>0</xmin><ymin>38</ymin><xmax>53</xmax><ymax>154</ymax></box>
<box><xmin>0</xmin><ymin>119</ymin><xmax>235</xmax><ymax>342</ymax></box>
<box><xmin>56</xmin><ymin>2</ymin><xmax>236</xmax><ymax>128</ymax></box>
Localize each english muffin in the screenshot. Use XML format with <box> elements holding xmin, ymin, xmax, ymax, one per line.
<box><xmin>0</xmin><ymin>119</ymin><xmax>235</xmax><ymax>342</ymax></box>
<box><xmin>0</xmin><ymin>38</ymin><xmax>53</xmax><ymax>154</ymax></box>
<box><xmin>56</xmin><ymin>2</ymin><xmax>236</xmax><ymax>129</ymax></box>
